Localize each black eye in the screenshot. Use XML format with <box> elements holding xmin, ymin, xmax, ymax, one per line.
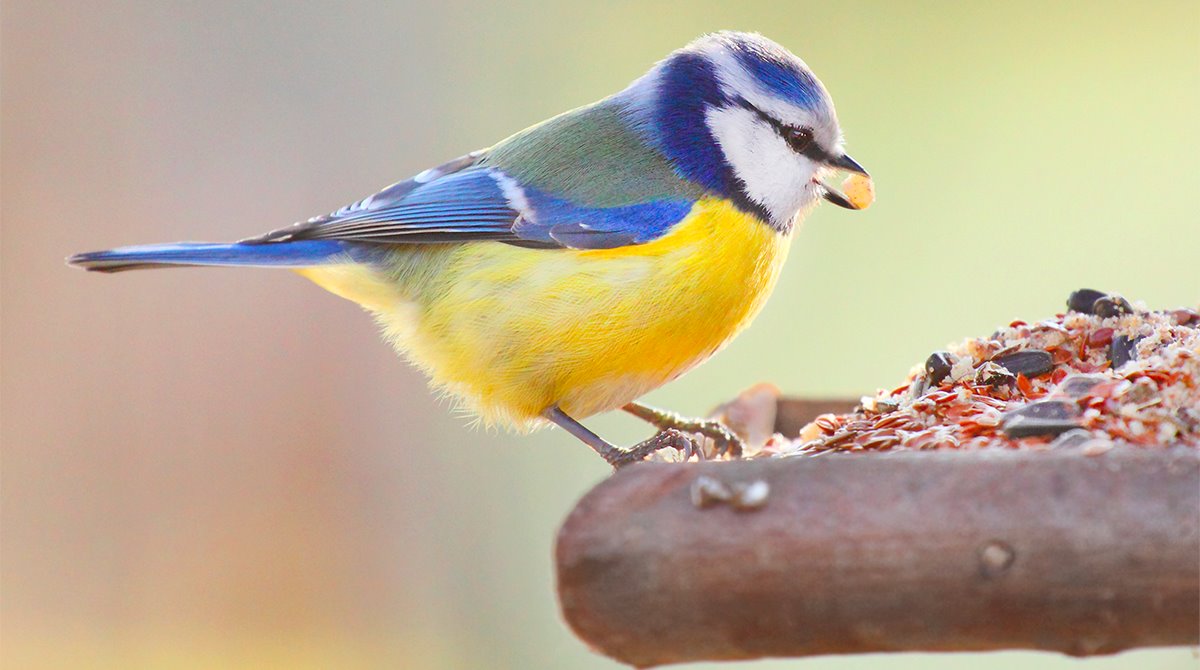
<box><xmin>783</xmin><ymin>126</ymin><xmax>814</xmax><ymax>153</ymax></box>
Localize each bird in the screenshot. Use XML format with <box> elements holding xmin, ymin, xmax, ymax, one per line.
<box><xmin>69</xmin><ymin>31</ymin><xmax>869</xmax><ymax>467</ymax></box>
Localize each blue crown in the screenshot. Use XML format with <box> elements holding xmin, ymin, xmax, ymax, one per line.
<box><xmin>723</xmin><ymin>33</ymin><xmax>825</xmax><ymax>110</ymax></box>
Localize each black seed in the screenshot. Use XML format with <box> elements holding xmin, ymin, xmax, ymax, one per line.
<box><xmin>1002</xmin><ymin>401</ymin><xmax>1082</xmax><ymax>438</ymax></box>
<box><xmin>1002</xmin><ymin>416</ymin><xmax>1082</xmax><ymax>438</ymax></box>
<box><xmin>1049</xmin><ymin>428</ymin><xmax>1098</xmax><ymax>449</ymax></box>
<box><xmin>1067</xmin><ymin>288</ymin><xmax>1106</xmax><ymax>314</ymax></box>
<box><xmin>1003</xmin><ymin>399</ymin><xmax>1079</xmax><ymax>423</ymax></box>
<box><xmin>993</xmin><ymin>349</ymin><xmax>1054</xmax><ymax>378</ymax></box>
<box><xmin>1109</xmin><ymin>335</ymin><xmax>1141</xmax><ymax>369</ymax></box>
<box><xmin>1093</xmin><ymin>295</ymin><xmax>1133</xmax><ymax>318</ymax></box>
<box><xmin>924</xmin><ymin>351</ymin><xmax>955</xmax><ymax>386</ymax></box>
<box><xmin>1055</xmin><ymin>373</ymin><xmax>1107</xmax><ymax>398</ymax></box>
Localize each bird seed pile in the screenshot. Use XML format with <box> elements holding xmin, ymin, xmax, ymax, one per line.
<box><xmin>766</xmin><ymin>289</ymin><xmax>1199</xmax><ymax>456</ymax></box>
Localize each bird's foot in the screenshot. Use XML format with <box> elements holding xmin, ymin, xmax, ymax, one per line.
<box><xmin>540</xmin><ymin>405</ymin><xmax>724</xmax><ymax>469</ymax></box>
<box><xmin>622</xmin><ymin>403</ymin><xmax>745</xmax><ymax>459</ymax></box>
<box><xmin>606</xmin><ymin>429</ymin><xmax>697</xmax><ymax>469</ymax></box>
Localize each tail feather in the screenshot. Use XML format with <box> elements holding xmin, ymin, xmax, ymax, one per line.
<box><xmin>67</xmin><ymin>241</ymin><xmax>352</xmax><ymax>273</ymax></box>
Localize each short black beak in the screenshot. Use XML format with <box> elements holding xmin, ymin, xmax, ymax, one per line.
<box><xmin>826</xmin><ymin>152</ymin><xmax>869</xmax><ymax>177</ymax></box>
<box><xmin>819</xmin><ymin>152</ymin><xmax>870</xmax><ymax>209</ymax></box>
<box><xmin>820</xmin><ymin>186</ymin><xmax>858</xmax><ymax>209</ymax></box>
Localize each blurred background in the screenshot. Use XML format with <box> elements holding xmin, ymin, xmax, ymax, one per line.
<box><xmin>2</xmin><ymin>1</ymin><xmax>1197</xmax><ymax>668</ymax></box>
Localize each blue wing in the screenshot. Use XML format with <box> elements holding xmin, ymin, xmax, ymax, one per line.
<box><xmin>245</xmin><ymin>152</ymin><xmax>696</xmax><ymax>251</ymax></box>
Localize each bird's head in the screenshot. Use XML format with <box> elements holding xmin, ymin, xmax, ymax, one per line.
<box><xmin>624</xmin><ymin>31</ymin><xmax>868</xmax><ymax>231</ymax></box>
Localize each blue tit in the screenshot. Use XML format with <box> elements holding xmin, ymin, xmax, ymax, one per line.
<box><xmin>70</xmin><ymin>31</ymin><xmax>870</xmax><ymax>466</ymax></box>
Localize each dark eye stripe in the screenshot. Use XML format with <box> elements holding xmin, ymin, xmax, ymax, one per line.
<box><xmin>734</xmin><ymin>97</ymin><xmax>827</xmax><ymax>162</ymax></box>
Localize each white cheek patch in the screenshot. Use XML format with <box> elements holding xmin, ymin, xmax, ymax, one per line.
<box><xmin>705</xmin><ymin>105</ymin><xmax>818</xmax><ymax>223</ymax></box>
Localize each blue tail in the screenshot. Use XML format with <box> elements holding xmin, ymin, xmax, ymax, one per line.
<box><xmin>67</xmin><ymin>240</ymin><xmax>353</xmax><ymax>273</ymax></box>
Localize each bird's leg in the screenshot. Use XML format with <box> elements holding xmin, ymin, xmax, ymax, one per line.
<box><xmin>542</xmin><ymin>406</ymin><xmax>697</xmax><ymax>468</ymax></box>
<box><xmin>622</xmin><ymin>401</ymin><xmax>744</xmax><ymax>459</ymax></box>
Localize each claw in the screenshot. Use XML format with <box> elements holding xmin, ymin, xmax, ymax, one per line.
<box><xmin>541</xmin><ymin>405</ymin><xmax>733</xmax><ymax>469</ymax></box>
<box><xmin>622</xmin><ymin>402</ymin><xmax>745</xmax><ymax>459</ymax></box>
<box><xmin>608</xmin><ymin>429</ymin><xmax>697</xmax><ymax>468</ymax></box>
<box><xmin>692</xmin><ymin>419</ymin><xmax>745</xmax><ymax>459</ymax></box>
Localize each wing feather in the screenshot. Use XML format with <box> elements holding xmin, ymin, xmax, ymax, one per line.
<box><xmin>242</xmin><ymin>100</ymin><xmax>702</xmax><ymax>251</ymax></box>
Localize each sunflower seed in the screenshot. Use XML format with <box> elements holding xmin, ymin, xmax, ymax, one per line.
<box><xmin>925</xmin><ymin>351</ymin><xmax>955</xmax><ymax>386</ymax></box>
<box><xmin>1067</xmin><ymin>288</ymin><xmax>1106</xmax><ymax>314</ymax></box>
<box><xmin>993</xmin><ymin>349</ymin><xmax>1054</xmax><ymax>378</ymax></box>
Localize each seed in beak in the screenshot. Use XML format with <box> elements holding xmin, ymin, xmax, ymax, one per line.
<box><xmin>841</xmin><ymin>173</ymin><xmax>875</xmax><ymax>210</ymax></box>
<box><xmin>819</xmin><ymin>173</ymin><xmax>875</xmax><ymax>210</ymax></box>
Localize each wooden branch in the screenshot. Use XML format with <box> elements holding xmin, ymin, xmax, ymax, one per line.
<box><xmin>556</xmin><ymin>442</ymin><xmax>1200</xmax><ymax>667</ymax></box>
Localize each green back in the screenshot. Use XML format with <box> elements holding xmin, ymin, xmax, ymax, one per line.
<box><xmin>483</xmin><ymin>97</ymin><xmax>703</xmax><ymax>207</ymax></box>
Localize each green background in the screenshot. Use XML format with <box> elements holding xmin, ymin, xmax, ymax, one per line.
<box><xmin>3</xmin><ymin>1</ymin><xmax>1196</xmax><ymax>667</ymax></box>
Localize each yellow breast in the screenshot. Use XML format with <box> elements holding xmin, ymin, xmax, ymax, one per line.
<box><xmin>297</xmin><ymin>197</ymin><xmax>792</xmax><ymax>429</ymax></box>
